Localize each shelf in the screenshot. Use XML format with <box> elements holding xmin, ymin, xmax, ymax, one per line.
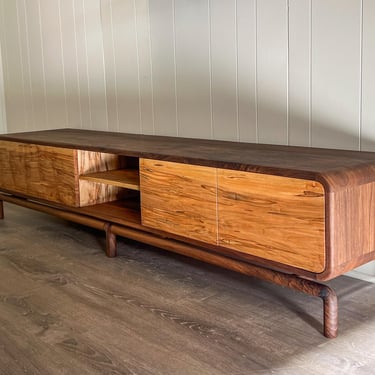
<box><xmin>77</xmin><ymin>199</ymin><xmax>141</xmax><ymax>228</ymax></box>
<box><xmin>80</xmin><ymin>169</ymin><xmax>140</xmax><ymax>191</ymax></box>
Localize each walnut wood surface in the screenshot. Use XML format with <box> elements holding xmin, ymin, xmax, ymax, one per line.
<box><xmin>2</xmin><ymin>128</ymin><xmax>375</xmax><ymax>191</ymax></box>
<box><xmin>140</xmin><ymin>159</ymin><xmax>218</xmax><ymax>244</ymax></box>
<box><xmin>80</xmin><ymin>169</ymin><xmax>140</xmax><ymax>191</ymax></box>
<box><xmin>325</xmin><ymin>181</ymin><xmax>375</xmax><ymax>279</ymax></box>
<box><xmin>218</xmin><ymin>170</ymin><xmax>326</xmax><ymax>273</ymax></box>
<box><xmin>0</xmin><ymin>141</ymin><xmax>78</xmax><ymax>206</ymax></box>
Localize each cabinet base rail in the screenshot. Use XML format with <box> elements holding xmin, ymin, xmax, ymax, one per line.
<box><xmin>0</xmin><ymin>195</ymin><xmax>338</xmax><ymax>338</ymax></box>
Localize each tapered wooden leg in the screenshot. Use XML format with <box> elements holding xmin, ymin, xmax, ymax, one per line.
<box><xmin>105</xmin><ymin>223</ymin><xmax>117</xmax><ymax>258</ymax></box>
<box><xmin>0</xmin><ymin>200</ymin><xmax>4</xmax><ymax>220</ymax></box>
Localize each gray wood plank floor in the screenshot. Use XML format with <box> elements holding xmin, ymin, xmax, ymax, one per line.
<box><xmin>1</xmin><ymin>203</ymin><xmax>375</xmax><ymax>375</ymax></box>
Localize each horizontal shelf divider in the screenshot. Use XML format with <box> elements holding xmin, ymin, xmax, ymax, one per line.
<box><xmin>80</xmin><ymin>169</ymin><xmax>140</xmax><ymax>191</ymax></box>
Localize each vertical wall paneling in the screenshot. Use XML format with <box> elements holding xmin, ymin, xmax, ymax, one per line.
<box><xmin>0</xmin><ymin>0</ymin><xmax>374</xmax><ymax>148</ymax></box>
<box><xmin>16</xmin><ymin>0</ymin><xmax>33</xmax><ymax>131</ymax></box>
<box><xmin>134</xmin><ymin>0</ymin><xmax>154</xmax><ymax>135</ymax></box>
<box><xmin>0</xmin><ymin>1</ymin><xmax>7</xmax><ymax>133</ymax></box>
<box><xmin>174</xmin><ymin>0</ymin><xmax>211</xmax><ymax>139</ymax></box>
<box><xmin>106</xmin><ymin>0</ymin><xmax>140</xmax><ymax>133</ymax></box>
<box><xmin>74</xmin><ymin>0</ymin><xmax>95</xmax><ymax>130</ymax></box>
<box><xmin>288</xmin><ymin>0</ymin><xmax>311</xmax><ymax>146</ymax></box>
<box><xmin>236</xmin><ymin>0</ymin><xmax>257</xmax><ymax>142</ymax></box>
<box><xmin>101</xmin><ymin>0</ymin><xmax>120</xmax><ymax>131</ymax></box>
<box><xmin>59</xmin><ymin>0</ymin><xmax>82</xmax><ymax>128</ymax></box>
<box><xmin>0</xmin><ymin>38</ymin><xmax>6</xmax><ymax>133</ymax></box>
<box><xmin>39</xmin><ymin>0</ymin><xmax>67</xmax><ymax>129</ymax></box>
<box><xmin>25</xmin><ymin>0</ymin><xmax>49</xmax><ymax>130</ymax></box>
<box><xmin>148</xmin><ymin>0</ymin><xmax>177</xmax><ymax>136</ymax></box>
<box><xmin>81</xmin><ymin>0</ymin><xmax>108</xmax><ymax>130</ymax></box>
<box><xmin>311</xmin><ymin>1</ymin><xmax>361</xmax><ymax>150</ymax></box>
<box><xmin>210</xmin><ymin>0</ymin><xmax>238</xmax><ymax>141</ymax></box>
<box><xmin>1</xmin><ymin>0</ymin><xmax>26</xmax><ymax>132</ymax></box>
<box><xmin>361</xmin><ymin>0</ymin><xmax>375</xmax><ymax>152</ymax></box>
<box><xmin>256</xmin><ymin>0</ymin><xmax>288</xmax><ymax>145</ymax></box>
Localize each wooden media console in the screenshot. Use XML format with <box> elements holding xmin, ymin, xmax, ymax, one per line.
<box><xmin>2</xmin><ymin>128</ymin><xmax>375</xmax><ymax>338</ymax></box>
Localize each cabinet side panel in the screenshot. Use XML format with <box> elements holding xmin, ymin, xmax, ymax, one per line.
<box><xmin>77</xmin><ymin>150</ymin><xmax>123</xmax><ymax>206</ymax></box>
<box><xmin>140</xmin><ymin>159</ymin><xmax>218</xmax><ymax>244</ymax></box>
<box><xmin>218</xmin><ymin>170</ymin><xmax>325</xmax><ymax>272</ymax></box>
<box><xmin>329</xmin><ymin>182</ymin><xmax>375</xmax><ymax>274</ymax></box>
<box><xmin>0</xmin><ymin>141</ymin><xmax>77</xmax><ymax>206</ymax></box>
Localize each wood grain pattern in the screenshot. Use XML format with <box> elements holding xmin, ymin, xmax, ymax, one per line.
<box><xmin>77</xmin><ymin>150</ymin><xmax>125</xmax><ymax>207</ymax></box>
<box><xmin>140</xmin><ymin>159</ymin><xmax>218</xmax><ymax>244</ymax></box>
<box><xmin>326</xmin><ymin>181</ymin><xmax>375</xmax><ymax>279</ymax></box>
<box><xmin>217</xmin><ymin>169</ymin><xmax>326</xmax><ymax>272</ymax></box>
<box><xmin>80</xmin><ymin>169</ymin><xmax>140</xmax><ymax>191</ymax></box>
<box><xmin>0</xmin><ymin>141</ymin><xmax>78</xmax><ymax>206</ymax></box>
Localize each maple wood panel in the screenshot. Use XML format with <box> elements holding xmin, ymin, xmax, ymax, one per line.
<box><xmin>77</xmin><ymin>150</ymin><xmax>125</xmax><ymax>206</ymax></box>
<box><xmin>0</xmin><ymin>141</ymin><xmax>78</xmax><ymax>206</ymax></box>
<box><xmin>217</xmin><ymin>170</ymin><xmax>326</xmax><ymax>272</ymax></box>
<box><xmin>79</xmin><ymin>169</ymin><xmax>140</xmax><ymax>191</ymax></box>
<box><xmin>140</xmin><ymin>159</ymin><xmax>217</xmax><ymax>244</ymax></box>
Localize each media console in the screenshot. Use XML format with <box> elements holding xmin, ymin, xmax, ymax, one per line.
<box><xmin>2</xmin><ymin>128</ymin><xmax>375</xmax><ymax>338</ymax></box>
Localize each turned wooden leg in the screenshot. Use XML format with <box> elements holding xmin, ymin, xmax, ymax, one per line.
<box><xmin>0</xmin><ymin>200</ymin><xmax>4</xmax><ymax>220</ymax></box>
<box><xmin>319</xmin><ymin>286</ymin><xmax>338</xmax><ymax>338</ymax></box>
<box><xmin>104</xmin><ymin>223</ymin><xmax>117</xmax><ymax>258</ymax></box>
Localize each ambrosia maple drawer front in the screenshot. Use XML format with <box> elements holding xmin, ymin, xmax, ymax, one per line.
<box><xmin>0</xmin><ymin>140</ymin><xmax>78</xmax><ymax>206</ymax></box>
<box><xmin>217</xmin><ymin>169</ymin><xmax>326</xmax><ymax>273</ymax></box>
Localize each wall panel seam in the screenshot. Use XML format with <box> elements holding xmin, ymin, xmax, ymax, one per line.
<box><xmin>57</xmin><ymin>0</ymin><xmax>69</xmax><ymax>128</ymax></box>
<box><xmin>208</xmin><ymin>0</ymin><xmax>214</xmax><ymax>139</ymax></box>
<box><xmin>15</xmin><ymin>0</ymin><xmax>27</xmax><ymax>130</ymax></box>
<box><xmin>37</xmin><ymin>0</ymin><xmax>48</xmax><ymax>128</ymax></box>
<box><xmin>359</xmin><ymin>0</ymin><xmax>364</xmax><ymax>151</ymax></box>
<box><xmin>99</xmin><ymin>0</ymin><xmax>109</xmax><ymax>131</ymax></box>
<box><xmin>72</xmin><ymin>0</ymin><xmax>83</xmax><ymax>128</ymax></box>
<box><xmin>235</xmin><ymin>0</ymin><xmax>239</xmax><ymax>141</ymax></box>
<box><xmin>133</xmin><ymin>0</ymin><xmax>143</xmax><ymax>134</ymax></box>
<box><xmin>172</xmin><ymin>0</ymin><xmax>179</xmax><ymax>136</ymax></box>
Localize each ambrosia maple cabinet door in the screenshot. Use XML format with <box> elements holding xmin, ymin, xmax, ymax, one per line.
<box><xmin>0</xmin><ymin>141</ymin><xmax>78</xmax><ymax>206</ymax></box>
<box><xmin>140</xmin><ymin>159</ymin><xmax>218</xmax><ymax>244</ymax></box>
<box><xmin>0</xmin><ymin>140</ymin><xmax>125</xmax><ymax>207</ymax></box>
<box><xmin>217</xmin><ymin>169</ymin><xmax>326</xmax><ymax>273</ymax></box>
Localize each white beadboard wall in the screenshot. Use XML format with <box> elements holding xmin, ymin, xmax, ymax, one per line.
<box><xmin>1</xmin><ymin>0</ymin><xmax>375</xmax><ymax>276</ymax></box>
<box><xmin>0</xmin><ymin>37</ymin><xmax>5</xmax><ymax>134</ymax></box>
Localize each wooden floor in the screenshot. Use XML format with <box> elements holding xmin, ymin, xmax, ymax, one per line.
<box><xmin>1</xmin><ymin>203</ymin><xmax>375</xmax><ymax>375</ymax></box>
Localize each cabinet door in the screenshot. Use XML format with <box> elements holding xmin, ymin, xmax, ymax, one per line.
<box><xmin>217</xmin><ymin>170</ymin><xmax>325</xmax><ymax>272</ymax></box>
<box><xmin>140</xmin><ymin>159</ymin><xmax>217</xmax><ymax>244</ymax></box>
<box><xmin>0</xmin><ymin>141</ymin><xmax>78</xmax><ymax>206</ymax></box>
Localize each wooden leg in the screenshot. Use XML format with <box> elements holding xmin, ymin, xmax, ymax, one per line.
<box><xmin>105</xmin><ymin>223</ymin><xmax>117</xmax><ymax>258</ymax></box>
<box><xmin>320</xmin><ymin>286</ymin><xmax>338</xmax><ymax>338</ymax></box>
<box><xmin>0</xmin><ymin>200</ymin><xmax>3</xmax><ymax>220</ymax></box>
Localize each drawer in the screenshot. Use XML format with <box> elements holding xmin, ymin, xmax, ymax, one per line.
<box><xmin>217</xmin><ymin>169</ymin><xmax>326</xmax><ymax>273</ymax></box>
